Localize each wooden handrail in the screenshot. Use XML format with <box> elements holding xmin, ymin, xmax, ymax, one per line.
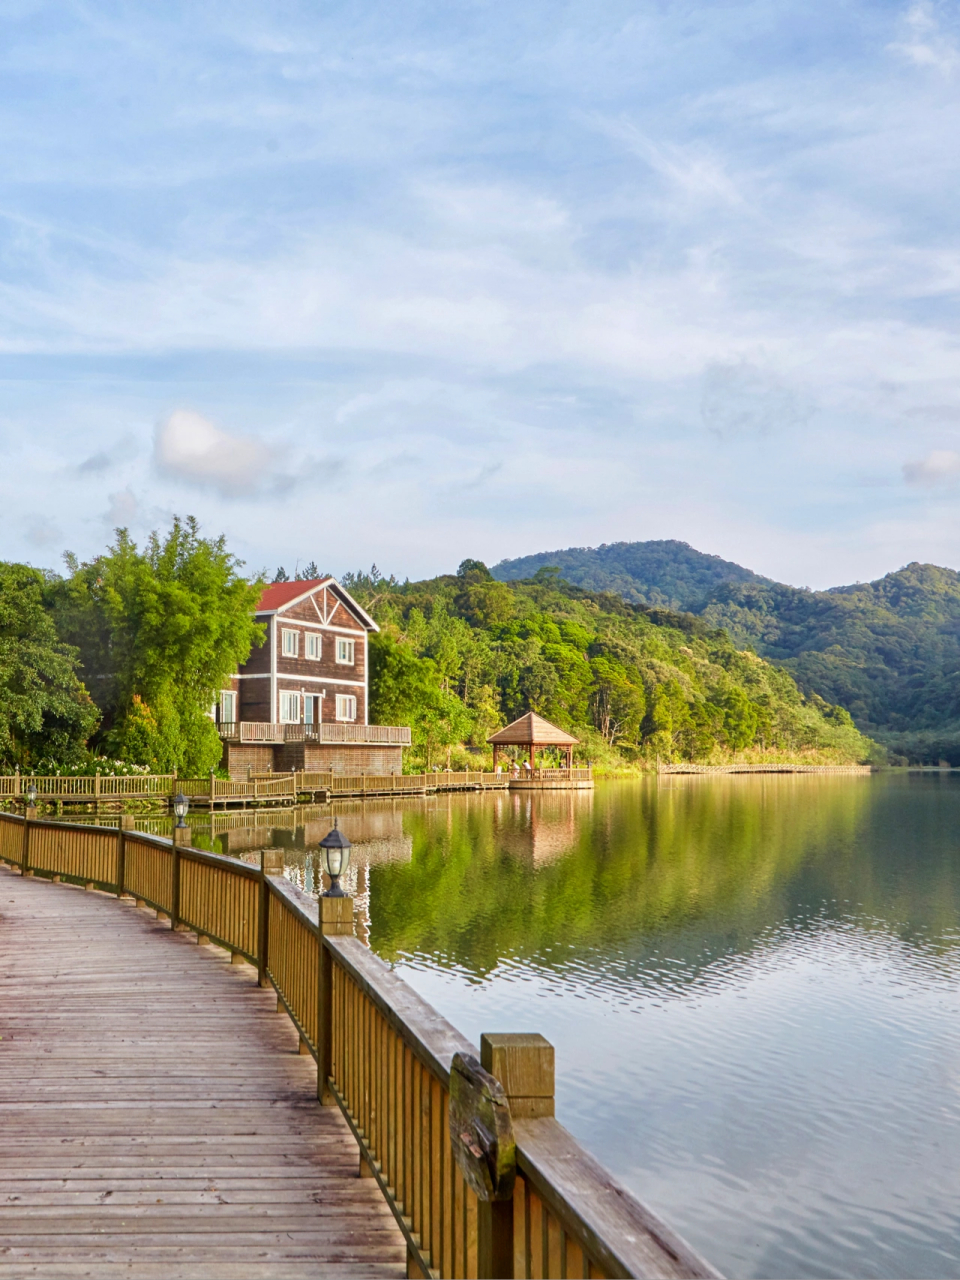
<box><xmin>0</xmin><ymin>810</ymin><xmax>717</xmax><ymax>1280</ymax></box>
<box><xmin>514</xmin><ymin>1119</ymin><xmax>715</xmax><ymax>1279</ymax></box>
<box><xmin>326</xmin><ymin>932</ymin><xmax>475</xmax><ymax>1086</ymax></box>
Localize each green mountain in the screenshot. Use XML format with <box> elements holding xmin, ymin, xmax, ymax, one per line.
<box><xmin>493</xmin><ymin>543</ymin><xmax>960</xmax><ymax>763</ymax></box>
<box><xmin>344</xmin><ymin>562</ymin><xmax>878</xmax><ymax>770</ymax></box>
<box><xmin>492</xmin><ymin>540</ymin><xmax>768</xmax><ymax>610</ymax></box>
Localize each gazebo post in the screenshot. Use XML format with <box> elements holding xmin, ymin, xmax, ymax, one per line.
<box><xmin>530</xmin><ymin>743</ymin><xmax>536</xmax><ymax>774</ymax></box>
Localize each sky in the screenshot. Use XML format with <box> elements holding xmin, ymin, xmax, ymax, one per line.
<box><xmin>2</xmin><ymin>0</ymin><xmax>960</xmax><ymax>589</ymax></box>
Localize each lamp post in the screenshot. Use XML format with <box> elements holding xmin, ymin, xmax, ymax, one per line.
<box><xmin>25</xmin><ymin>780</ymin><xmax>38</xmax><ymax>819</ymax></box>
<box><xmin>173</xmin><ymin>792</ymin><xmax>189</xmax><ymax>828</ymax></box>
<box><xmin>171</xmin><ymin>792</ymin><xmax>191</xmax><ymax>855</ymax></box>
<box><xmin>319</xmin><ymin>818</ymin><xmax>352</xmax><ymax>897</ymax></box>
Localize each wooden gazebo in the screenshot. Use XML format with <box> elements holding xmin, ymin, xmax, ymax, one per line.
<box><xmin>487</xmin><ymin>712</ymin><xmax>579</xmax><ymax>772</ymax></box>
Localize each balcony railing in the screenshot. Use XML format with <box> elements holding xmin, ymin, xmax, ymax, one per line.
<box><xmin>218</xmin><ymin>722</ymin><xmax>412</xmax><ymax>747</ymax></box>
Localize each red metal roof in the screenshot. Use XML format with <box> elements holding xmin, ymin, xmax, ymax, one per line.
<box><xmin>256</xmin><ymin>579</ymin><xmax>327</xmax><ymax>612</ymax></box>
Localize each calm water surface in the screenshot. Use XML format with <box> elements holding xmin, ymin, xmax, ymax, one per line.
<box><xmin>142</xmin><ymin>775</ymin><xmax>960</xmax><ymax>1276</ymax></box>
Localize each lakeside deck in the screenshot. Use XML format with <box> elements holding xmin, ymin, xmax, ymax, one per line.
<box><xmin>0</xmin><ymin>768</ymin><xmax>593</xmax><ymax>813</ymax></box>
<box><xmin>0</xmin><ymin>868</ymin><xmax>404</xmax><ymax>1278</ymax></box>
<box><xmin>0</xmin><ymin>811</ymin><xmax>718</xmax><ymax>1280</ymax></box>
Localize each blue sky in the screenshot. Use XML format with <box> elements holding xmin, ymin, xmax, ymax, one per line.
<box><xmin>2</xmin><ymin>0</ymin><xmax>960</xmax><ymax>588</ymax></box>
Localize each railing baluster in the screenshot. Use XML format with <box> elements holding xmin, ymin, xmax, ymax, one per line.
<box><xmin>317</xmin><ymin>895</ymin><xmax>352</xmax><ymax>1105</ymax></box>
<box><xmin>0</xmin><ymin>812</ymin><xmax>714</xmax><ymax>1280</ymax></box>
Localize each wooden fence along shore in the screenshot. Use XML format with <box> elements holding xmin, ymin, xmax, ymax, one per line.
<box><xmin>0</xmin><ymin>810</ymin><xmax>718</xmax><ymax>1280</ymax></box>
<box><xmin>0</xmin><ymin>769</ymin><xmax>593</xmax><ymax>811</ymax></box>
<box><xmin>657</xmin><ymin>763</ymin><xmax>874</xmax><ymax>776</ymax></box>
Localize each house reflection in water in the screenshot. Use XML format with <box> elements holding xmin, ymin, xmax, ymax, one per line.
<box><xmin>210</xmin><ymin>789</ymin><xmax>594</xmax><ymax>946</ymax></box>
<box><xmin>214</xmin><ymin>802</ymin><xmax>413</xmax><ymax>945</ymax></box>
<box><xmin>494</xmin><ymin>788</ymin><xmax>595</xmax><ymax>867</ymax></box>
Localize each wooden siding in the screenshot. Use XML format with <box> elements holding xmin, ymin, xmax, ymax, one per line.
<box><xmin>277</xmin><ymin>744</ymin><xmax>403</xmax><ymax>775</ymax></box>
<box><xmin>238</xmin><ymin>580</ymin><xmax>372</xmax><ymax>726</ymax></box>
<box><xmin>273</xmin><ymin>630</ymin><xmax>366</xmax><ymax>689</ymax></box>
<box><xmin>240</xmin><ymin>630</ymin><xmax>272</xmax><ymax>676</ymax></box>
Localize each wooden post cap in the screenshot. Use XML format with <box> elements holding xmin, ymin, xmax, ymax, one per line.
<box><xmin>480</xmin><ymin>1033</ymin><xmax>555</xmax><ymax>1119</ymax></box>
<box><xmin>320</xmin><ymin>894</ymin><xmax>354</xmax><ymax>934</ymax></box>
<box><xmin>261</xmin><ymin>847</ymin><xmax>285</xmax><ymax>875</ymax></box>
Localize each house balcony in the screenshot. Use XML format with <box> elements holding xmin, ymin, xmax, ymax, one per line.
<box><xmin>218</xmin><ymin>722</ymin><xmax>412</xmax><ymax>747</ymax></box>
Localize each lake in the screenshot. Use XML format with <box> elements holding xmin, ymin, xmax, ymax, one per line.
<box><xmin>112</xmin><ymin>774</ymin><xmax>960</xmax><ymax>1277</ymax></box>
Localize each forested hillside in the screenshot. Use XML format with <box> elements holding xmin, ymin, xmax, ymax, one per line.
<box><xmin>494</xmin><ymin>541</ymin><xmax>960</xmax><ymax>763</ymax></box>
<box><xmin>493</xmin><ymin>540</ymin><xmax>768</xmax><ymax>609</ymax></box>
<box><xmin>345</xmin><ymin>562</ymin><xmax>878</xmax><ymax>770</ymax></box>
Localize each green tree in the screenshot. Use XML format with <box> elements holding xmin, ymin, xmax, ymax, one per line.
<box><xmin>369</xmin><ymin>629</ymin><xmax>473</xmax><ymax>769</ymax></box>
<box><xmin>722</xmin><ymin>686</ymin><xmax>760</xmax><ymax>751</ymax></box>
<box><xmin>0</xmin><ymin>563</ymin><xmax>99</xmax><ymax>768</ymax></box>
<box><xmin>52</xmin><ymin>518</ymin><xmax>263</xmax><ymax>775</ymax></box>
<box><xmin>590</xmin><ymin>656</ymin><xmax>646</xmax><ymax>744</ymax></box>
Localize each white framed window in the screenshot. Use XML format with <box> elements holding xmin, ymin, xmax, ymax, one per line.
<box><xmin>336</xmin><ymin>637</ymin><xmax>355</xmax><ymax>664</ymax></box>
<box><xmin>279</xmin><ymin>691</ymin><xmax>301</xmax><ymax>723</ymax></box>
<box><xmin>281</xmin><ymin>628</ymin><xmax>299</xmax><ymax>657</ymax></box>
<box><xmin>335</xmin><ymin>694</ymin><xmax>357</xmax><ymax>722</ymax></box>
<box><xmin>304</xmin><ymin>695</ymin><xmax>315</xmax><ymax>725</ymax></box>
<box><xmin>220</xmin><ymin>690</ymin><xmax>237</xmax><ymax>723</ymax></box>
<box><xmin>305</xmin><ymin>632</ymin><xmax>321</xmax><ymax>660</ymax></box>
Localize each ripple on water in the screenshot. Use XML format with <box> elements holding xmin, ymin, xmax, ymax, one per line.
<box><xmin>391</xmin><ymin>912</ymin><xmax>960</xmax><ymax>1278</ymax></box>
<box><xmin>371</xmin><ymin>774</ymin><xmax>960</xmax><ymax>1278</ymax></box>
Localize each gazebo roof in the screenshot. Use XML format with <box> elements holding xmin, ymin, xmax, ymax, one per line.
<box><xmin>487</xmin><ymin>712</ymin><xmax>579</xmax><ymax>747</ymax></box>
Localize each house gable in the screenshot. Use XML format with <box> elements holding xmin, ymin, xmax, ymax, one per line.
<box><xmin>238</xmin><ymin>576</ymin><xmax>375</xmax><ymax>727</ymax></box>
<box><xmin>257</xmin><ymin>578</ymin><xmax>378</xmax><ymax>633</ymax></box>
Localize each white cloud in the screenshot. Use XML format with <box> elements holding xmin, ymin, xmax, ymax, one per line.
<box><xmin>889</xmin><ymin>2</ymin><xmax>960</xmax><ymax>75</ymax></box>
<box><xmin>153</xmin><ymin>410</ymin><xmax>271</xmax><ymax>497</ymax></box>
<box><xmin>902</xmin><ymin>449</ymin><xmax>960</xmax><ymax>485</ymax></box>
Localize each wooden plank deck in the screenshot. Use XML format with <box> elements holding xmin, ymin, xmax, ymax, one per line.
<box><xmin>0</xmin><ymin>866</ymin><xmax>406</xmax><ymax>1279</ymax></box>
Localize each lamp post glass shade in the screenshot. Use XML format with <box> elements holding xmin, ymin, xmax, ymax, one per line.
<box><xmin>173</xmin><ymin>792</ymin><xmax>189</xmax><ymax>826</ymax></box>
<box><xmin>26</xmin><ymin>782</ymin><xmax>37</xmax><ymax>807</ymax></box>
<box><xmin>319</xmin><ymin>818</ymin><xmax>352</xmax><ymax>896</ymax></box>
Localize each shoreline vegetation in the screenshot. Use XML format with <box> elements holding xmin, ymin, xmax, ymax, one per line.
<box><xmin>0</xmin><ymin>522</ymin><xmax>884</xmax><ymax>775</ymax></box>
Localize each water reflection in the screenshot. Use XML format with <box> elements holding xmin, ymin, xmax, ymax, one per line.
<box><xmin>47</xmin><ymin>773</ymin><xmax>960</xmax><ymax>1278</ymax></box>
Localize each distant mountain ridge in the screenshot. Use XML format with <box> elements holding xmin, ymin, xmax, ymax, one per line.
<box><xmin>493</xmin><ymin>540</ymin><xmax>770</xmax><ymax>611</ymax></box>
<box><xmin>493</xmin><ymin>542</ymin><xmax>960</xmax><ymax>763</ymax></box>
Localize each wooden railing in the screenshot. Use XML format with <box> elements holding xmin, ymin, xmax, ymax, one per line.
<box><xmin>294</xmin><ymin>771</ymin><xmax>510</xmax><ymax>797</ymax></box>
<box><xmin>658</xmin><ymin>763</ymin><xmax>874</xmax><ymax>775</ymax></box>
<box><xmin>0</xmin><ymin>810</ymin><xmax>718</xmax><ymax>1280</ymax></box>
<box><xmin>520</xmin><ymin>768</ymin><xmax>593</xmax><ymax>782</ymax></box>
<box><xmin>224</xmin><ymin>721</ymin><xmax>413</xmax><ymax>746</ymax></box>
<box><xmin>0</xmin><ymin>773</ymin><xmax>175</xmax><ymax>799</ymax></box>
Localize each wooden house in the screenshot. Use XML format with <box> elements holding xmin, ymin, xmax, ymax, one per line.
<box><xmin>217</xmin><ymin>577</ymin><xmax>410</xmax><ymax>777</ymax></box>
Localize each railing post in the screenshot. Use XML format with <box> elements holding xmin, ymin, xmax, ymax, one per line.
<box><xmin>116</xmin><ymin>826</ymin><xmax>126</xmax><ymax>896</ymax></box>
<box><xmin>477</xmin><ymin>1033</ymin><xmax>556</xmax><ymax>1279</ymax></box>
<box><xmin>21</xmin><ymin>816</ymin><xmax>31</xmax><ymax>873</ymax></box>
<box><xmin>171</xmin><ymin>830</ymin><xmax>182</xmax><ymax>928</ymax></box>
<box><xmin>257</xmin><ymin>867</ymin><xmax>270</xmax><ymax>988</ymax></box>
<box><xmin>317</xmin><ymin>895</ymin><xmax>354</xmax><ymax>1106</ymax></box>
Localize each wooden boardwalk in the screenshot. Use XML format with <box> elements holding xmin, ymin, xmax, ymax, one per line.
<box><xmin>0</xmin><ymin>866</ymin><xmax>406</xmax><ymax>1279</ymax></box>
